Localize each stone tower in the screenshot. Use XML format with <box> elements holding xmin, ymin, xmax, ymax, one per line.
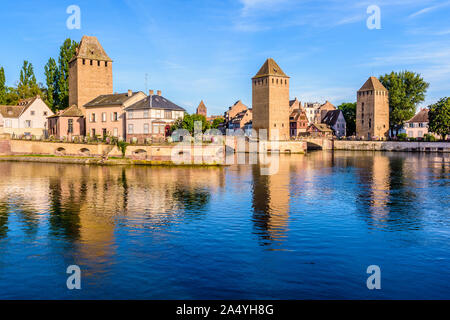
<box><xmin>252</xmin><ymin>58</ymin><xmax>290</xmax><ymax>140</ymax></box>
<box><xmin>69</xmin><ymin>36</ymin><xmax>113</xmax><ymax>109</ymax></box>
<box><xmin>196</xmin><ymin>100</ymin><xmax>207</xmax><ymax>117</ymax></box>
<box><xmin>356</xmin><ymin>77</ymin><xmax>389</xmax><ymax>140</ymax></box>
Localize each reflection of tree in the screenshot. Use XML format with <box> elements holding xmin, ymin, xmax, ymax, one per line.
<box><xmin>16</xmin><ymin>207</ymin><xmax>39</xmax><ymax>237</ymax></box>
<box><xmin>0</xmin><ymin>203</ymin><xmax>8</xmax><ymax>239</ymax></box>
<box><xmin>48</xmin><ymin>179</ymin><xmax>85</xmax><ymax>241</ymax></box>
<box><xmin>173</xmin><ymin>186</ymin><xmax>211</xmax><ymax>215</ymax></box>
<box><xmin>355</xmin><ymin>153</ymin><xmax>422</xmax><ymax>231</ymax></box>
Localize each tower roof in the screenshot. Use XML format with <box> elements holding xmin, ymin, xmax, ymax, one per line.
<box><xmin>253</xmin><ymin>58</ymin><xmax>289</xmax><ymax>79</ymax></box>
<box><xmin>71</xmin><ymin>36</ymin><xmax>112</xmax><ymax>62</ymax></box>
<box><xmin>197</xmin><ymin>100</ymin><xmax>207</xmax><ymax>110</ymax></box>
<box><xmin>358</xmin><ymin>76</ymin><xmax>388</xmax><ymax>92</ymax></box>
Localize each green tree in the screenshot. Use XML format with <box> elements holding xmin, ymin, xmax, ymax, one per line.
<box><xmin>56</xmin><ymin>38</ymin><xmax>78</xmax><ymax>110</ymax></box>
<box><xmin>171</xmin><ymin>113</ymin><xmax>211</xmax><ymax>134</ymax></box>
<box><xmin>379</xmin><ymin>71</ymin><xmax>429</xmax><ymax>136</ymax></box>
<box><xmin>211</xmin><ymin>117</ymin><xmax>225</xmax><ymax>129</ymax></box>
<box><xmin>337</xmin><ymin>102</ymin><xmax>356</xmax><ymax>136</ymax></box>
<box><xmin>44</xmin><ymin>57</ymin><xmax>58</xmax><ymax>111</ymax></box>
<box><xmin>428</xmin><ymin>97</ymin><xmax>450</xmax><ymax>140</ymax></box>
<box><xmin>17</xmin><ymin>60</ymin><xmax>41</xmax><ymax>99</ymax></box>
<box><xmin>0</xmin><ymin>67</ymin><xmax>6</xmax><ymax>104</ymax></box>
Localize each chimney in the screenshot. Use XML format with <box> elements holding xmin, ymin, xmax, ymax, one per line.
<box><xmin>127</xmin><ymin>89</ymin><xmax>133</xmax><ymax>97</ymax></box>
<box><xmin>157</xmin><ymin>90</ymin><xmax>162</xmax><ymax>96</ymax></box>
<box><xmin>149</xmin><ymin>89</ymin><xmax>154</xmax><ymax>96</ymax></box>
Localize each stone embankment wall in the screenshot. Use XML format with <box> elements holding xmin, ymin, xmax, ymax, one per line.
<box><xmin>333</xmin><ymin>140</ymin><xmax>450</xmax><ymax>152</ymax></box>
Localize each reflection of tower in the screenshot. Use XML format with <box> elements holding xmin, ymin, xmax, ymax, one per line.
<box><xmin>251</xmin><ymin>155</ymin><xmax>290</xmax><ymax>244</ymax></box>
<box><xmin>369</xmin><ymin>154</ymin><xmax>390</xmax><ymax>220</ymax></box>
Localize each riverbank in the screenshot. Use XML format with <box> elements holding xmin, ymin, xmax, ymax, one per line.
<box><xmin>0</xmin><ymin>155</ymin><xmax>225</xmax><ymax>167</ymax></box>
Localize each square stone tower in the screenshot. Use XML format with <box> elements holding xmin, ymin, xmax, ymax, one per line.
<box><xmin>252</xmin><ymin>58</ymin><xmax>290</xmax><ymax>140</ymax></box>
<box><xmin>356</xmin><ymin>77</ymin><xmax>389</xmax><ymax>140</ymax></box>
<box><xmin>69</xmin><ymin>36</ymin><xmax>113</xmax><ymax>109</ymax></box>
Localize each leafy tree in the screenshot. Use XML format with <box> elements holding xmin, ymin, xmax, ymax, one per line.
<box><xmin>211</xmin><ymin>117</ymin><xmax>225</xmax><ymax>129</ymax></box>
<box><xmin>17</xmin><ymin>60</ymin><xmax>42</xmax><ymax>99</ymax></box>
<box><xmin>171</xmin><ymin>113</ymin><xmax>211</xmax><ymax>134</ymax></box>
<box><xmin>44</xmin><ymin>57</ymin><xmax>58</xmax><ymax>111</ymax></box>
<box><xmin>428</xmin><ymin>97</ymin><xmax>450</xmax><ymax>140</ymax></box>
<box><xmin>379</xmin><ymin>71</ymin><xmax>429</xmax><ymax>136</ymax></box>
<box><xmin>56</xmin><ymin>38</ymin><xmax>78</xmax><ymax>110</ymax></box>
<box><xmin>337</xmin><ymin>102</ymin><xmax>356</xmax><ymax>136</ymax></box>
<box><xmin>0</xmin><ymin>67</ymin><xmax>6</xmax><ymax>104</ymax></box>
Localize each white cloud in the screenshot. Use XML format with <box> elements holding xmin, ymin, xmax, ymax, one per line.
<box><xmin>408</xmin><ymin>1</ymin><xmax>450</xmax><ymax>18</ymax></box>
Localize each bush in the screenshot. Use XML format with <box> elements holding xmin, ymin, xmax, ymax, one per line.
<box><xmin>424</xmin><ymin>134</ymin><xmax>437</xmax><ymax>142</ymax></box>
<box><xmin>397</xmin><ymin>133</ymin><xmax>408</xmax><ymax>141</ymax></box>
<box><xmin>116</xmin><ymin>140</ymin><xmax>128</xmax><ymax>158</ymax></box>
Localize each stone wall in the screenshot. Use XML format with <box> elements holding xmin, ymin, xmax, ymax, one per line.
<box><xmin>334</xmin><ymin>140</ymin><xmax>450</xmax><ymax>152</ymax></box>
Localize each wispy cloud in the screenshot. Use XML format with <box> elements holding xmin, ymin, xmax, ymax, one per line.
<box><xmin>408</xmin><ymin>1</ymin><xmax>450</xmax><ymax>18</ymax></box>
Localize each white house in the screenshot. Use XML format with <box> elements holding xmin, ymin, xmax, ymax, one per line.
<box><xmin>0</xmin><ymin>96</ymin><xmax>54</xmax><ymax>138</ymax></box>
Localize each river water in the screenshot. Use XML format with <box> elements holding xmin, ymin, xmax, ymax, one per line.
<box><xmin>0</xmin><ymin>151</ymin><xmax>449</xmax><ymax>299</ymax></box>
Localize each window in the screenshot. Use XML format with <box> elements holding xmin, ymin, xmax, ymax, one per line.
<box><xmin>102</xmin><ymin>128</ymin><xmax>107</xmax><ymax>138</ymax></box>
<box><xmin>153</xmin><ymin>124</ymin><xmax>159</xmax><ymax>134</ymax></box>
<box><xmin>98</xmin><ymin>61</ymin><xmax>100</xmax><ymax>67</ymax></box>
<box><xmin>90</xmin><ymin>60</ymin><xmax>93</xmax><ymax>66</ymax></box>
<box><xmin>144</xmin><ymin>123</ymin><xmax>149</xmax><ymax>134</ymax></box>
<box><xmin>164</xmin><ymin>110</ymin><xmax>172</xmax><ymax>119</ymax></box>
<box><xmin>92</xmin><ymin>129</ymin><xmax>96</xmax><ymax>137</ymax></box>
<box><xmin>111</xmin><ymin>112</ymin><xmax>118</xmax><ymax>121</ymax></box>
<box><xmin>83</xmin><ymin>59</ymin><xmax>85</xmax><ymax>65</ymax></box>
<box><xmin>369</xmin><ymin>119</ymin><xmax>372</xmax><ymax>129</ymax></box>
<box><xmin>31</xmin><ymin>111</ymin><xmax>35</xmax><ymax>116</ymax></box>
<box><xmin>155</xmin><ymin>110</ymin><xmax>162</xmax><ymax>118</ymax></box>
<box><xmin>102</xmin><ymin>112</ymin><xmax>107</xmax><ymax>122</ymax></box>
<box><xmin>25</xmin><ymin>120</ymin><xmax>32</xmax><ymax>128</ymax></box>
<box><xmin>5</xmin><ymin>119</ymin><xmax>11</xmax><ymax>128</ymax></box>
<box><xmin>113</xmin><ymin>128</ymin><xmax>118</xmax><ymax>137</ymax></box>
<box><xmin>105</xmin><ymin>61</ymin><xmax>108</xmax><ymax>67</ymax></box>
<box><xmin>43</xmin><ymin>111</ymin><xmax>48</xmax><ymax>116</ymax></box>
<box><xmin>144</xmin><ymin>110</ymin><xmax>149</xmax><ymax>118</ymax></box>
<box><xmin>418</xmin><ymin>131</ymin><xmax>423</xmax><ymax>137</ymax></box>
<box><xmin>91</xmin><ymin>113</ymin><xmax>96</xmax><ymax>122</ymax></box>
<box><xmin>68</xmin><ymin>119</ymin><xmax>73</xmax><ymax>133</ymax></box>
<box><xmin>128</xmin><ymin>111</ymin><xmax>133</xmax><ymax>119</ymax></box>
<box><xmin>128</xmin><ymin>124</ymin><xmax>134</xmax><ymax>134</ymax></box>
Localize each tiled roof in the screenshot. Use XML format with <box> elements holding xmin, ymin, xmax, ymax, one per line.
<box><xmin>125</xmin><ymin>94</ymin><xmax>186</xmax><ymax>112</ymax></box>
<box><xmin>48</xmin><ymin>104</ymin><xmax>84</xmax><ymax>118</ymax></box>
<box><xmin>319</xmin><ymin>101</ymin><xmax>336</xmax><ymax>110</ymax></box>
<box><xmin>253</xmin><ymin>58</ymin><xmax>289</xmax><ymax>79</ymax></box>
<box><xmin>406</xmin><ymin>108</ymin><xmax>429</xmax><ymax>123</ymax></box>
<box><xmin>358</xmin><ymin>76</ymin><xmax>388</xmax><ymax>92</ymax></box>
<box><xmin>311</xmin><ymin>123</ymin><xmax>333</xmax><ymax>132</ymax></box>
<box><xmin>84</xmin><ymin>92</ymin><xmax>140</xmax><ymax>107</ymax></box>
<box><xmin>197</xmin><ymin>100</ymin><xmax>207</xmax><ymax>111</ymax></box>
<box><xmin>0</xmin><ymin>96</ymin><xmax>40</xmax><ymax>118</ymax></box>
<box><xmin>70</xmin><ymin>36</ymin><xmax>112</xmax><ymax>63</ymax></box>
<box><xmin>322</xmin><ymin>110</ymin><xmax>343</xmax><ymax>126</ymax></box>
<box><xmin>0</xmin><ymin>105</ymin><xmax>23</xmax><ymax>118</ymax></box>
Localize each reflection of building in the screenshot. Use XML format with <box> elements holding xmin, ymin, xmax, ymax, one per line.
<box><xmin>252</xmin><ymin>58</ymin><xmax>290</xmax><ymax>140</ymax></box>
<box><xmin>252</xmin><ymin>155</ymin><xmax>290</xmax><ymax>244</ymax></box>
<box><xmin>356</xmin><ymin>77</ymin><xmax>389</xmax><ymax>140</ymax></box>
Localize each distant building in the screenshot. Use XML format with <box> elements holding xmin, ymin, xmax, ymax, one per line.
<box><xmin>252</xmin><ymin>58</ymin><xmax>290</xmax><ymax>140</ymax></box>
<box><xmin>47</xmin><ymin>104</ymin><xmax>85</xmax><ymax>139</ymax></box>
<box><xmin>315</xmin><ymin>101</ymin><xmax>337</xmax><ymax>123</ymax></box>
<box><xmin>0</xmin><ymin>96</ymin><xmax>54</xmax><ymax>138</ymax></box>
<box><xmin>304</xmin><ymin>102</ymin><xmax>321</xmax><ymax>124</ymax></box>
<box><xmin>289</xmin><ymin>98</ymin><xmax>301</xmax><ymax>114</ymax></box>
<box><xmin>229</xmin><ymin>108</ymin><xmax>252</xmax><ymax>131</ymax></box>
<box><xmin>224</xmin><ymin>100</ymin><xmax>249</xmax><ymax>129</ymax></box>
<box><xmin>196</xmin><ymin>100</ymin><xmax>207</xmax><ymax>117</ymax></box>
<box><xmin>69</xmin><ymin>36</ymin><xmax>113</xmax><ymax>110</ymax></box>
<box><xmin>289</xmin><ymin>107</ymin><xmax>308</xmax><ymax>138</ymax></box>
<box><xmin>125</xmin><ymin>90</ymin><xmax>185</xmax><ymax>143</ymax></box>
<box><xmin>84</xmin><ymin>90</ymin><xmax>146</xmax><ymax>139</ymax></box>
<box><xmin>356</xmin><ymin>77</ymin><xmax>389</xmax><ymax>140</ymax></box>
<box><xmin>404</xmin><ymin>108</ymin><xmax>438</xmax><ymax>139</ymax></box>
<box><xmin>321</xmin><ymin>109</ymin><xmax>346</xmax><ymax>138</ymax></box>
<box><xmin>306</xmin><ymin>123</ymin><xmax>333</xmax><ymax>138</ymax></box>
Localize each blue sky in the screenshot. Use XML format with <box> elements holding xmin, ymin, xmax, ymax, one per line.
<box><xmin>1</xmin><ymin>0</ymin><xmax>449</xmax><ymax>114</ymax></box>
